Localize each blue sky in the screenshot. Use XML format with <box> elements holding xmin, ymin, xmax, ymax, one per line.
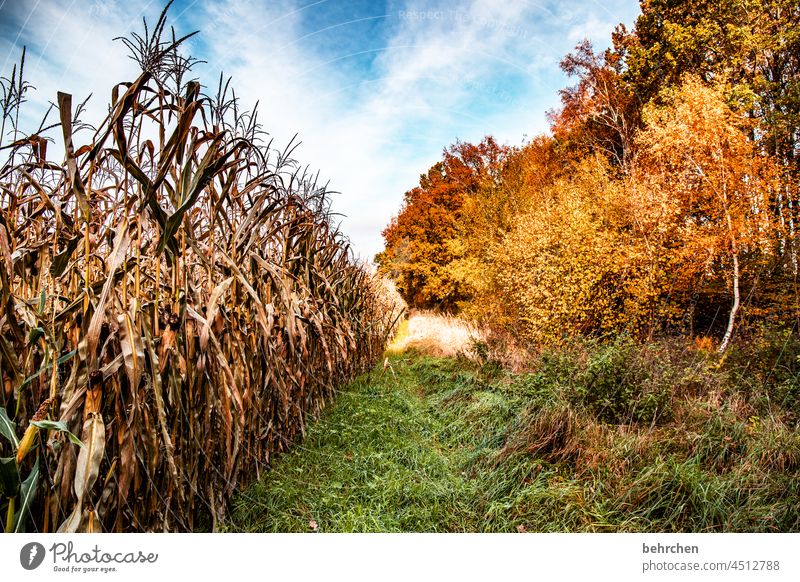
<box><xmin>0</xmin><ymin>0</ymin><xmax>641</xmax><ymax>260</ymax></box>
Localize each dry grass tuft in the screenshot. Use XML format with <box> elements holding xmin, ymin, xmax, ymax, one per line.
<box><xmin>501</xmin><ymin>405</ymin><xmax>580</xmax><ymax>464</ymax></box>
<box><xmin>388</xmin><ymin>311</ymin><xmax>483</xmax><ymax>358</ymax></box>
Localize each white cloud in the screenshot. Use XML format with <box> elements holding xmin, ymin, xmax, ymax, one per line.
<box><xmin>0</xmin><ymin>0</ymin><xmax>640</xmax><ymax>261</ymax></box>
<box><xmin>1</xmin><ymin>1</ymin><xmax>158</xmax><ymax>141</ymax></box>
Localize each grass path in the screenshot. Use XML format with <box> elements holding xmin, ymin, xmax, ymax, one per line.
<box><xmin>227</xmin><ymin>351</ymin><xmax>483</xmax><ymax>532</ymax></box>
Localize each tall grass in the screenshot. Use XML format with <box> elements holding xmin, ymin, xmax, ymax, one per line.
<box><xmin>0</xmin><ymin>3</ymin><xmax>400</xmax><ymax>532</ymax></box>
<box><xmin>230</xmin><ymin>335</ymin><xmax>800</xmax><ymax>532</ymax></box>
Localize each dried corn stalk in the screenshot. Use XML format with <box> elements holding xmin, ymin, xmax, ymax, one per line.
<box><xmin>0</xmin><ymin>3</ymin><xmax>402</xmax><ymax>532</ymax></box>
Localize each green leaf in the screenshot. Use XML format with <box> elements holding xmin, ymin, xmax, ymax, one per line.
<box><xmin>31</xmin><ymin>420</ymin><xmax>85</xmax><ymax>448</ymax></box>
<box><xmin>0</xmin><ymin>408</ymin><xmax>19</xmax><ymax>448</ymax></box>
<box><xmin>57</xmin><ymin>349</ymin><xmax>78</xmax><ymax>365</ymax></box>
<box><xmin>18</xmin><ymin>350</ymin><xmax>76</xmax><ymax>391</ymax></box>
<box><xmin>12</xmin><ymin>457</ymin><xmax>39</xmax><ymax>533</ymax></box>
<box><xmin>27</xmin><ymin>327</ymin><xmax>45</xmax><ymax>346</ymax></box>
<box><xmin>30</xmin><ymin>419</ymin><xmax>67</xmax><ymax>431</ymax></box>
<box><xmin>0</xmin><ymin>457</ymin><xmax>19</xmax><ymax>497</ymax></box>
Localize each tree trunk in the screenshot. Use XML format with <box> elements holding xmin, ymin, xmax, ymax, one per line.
<box><xmin>718</xmin><ymin>250</ymin><xmax>740</xmax><ymax>354</ymax></box>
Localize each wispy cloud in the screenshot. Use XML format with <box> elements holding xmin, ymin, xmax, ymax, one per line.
<box><xmin>0</xmin><ymin>0</ymin><xmax>640</xmax><ymax>260</ymax></box>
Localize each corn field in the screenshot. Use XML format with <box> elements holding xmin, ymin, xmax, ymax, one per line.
<box><xmin>0</xmin><ymin>6</ymin><xmax>401</xmax><ymax>532</ymax></box>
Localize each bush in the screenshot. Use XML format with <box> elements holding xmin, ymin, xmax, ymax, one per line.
<box><xmin>726</xmin><ymin>327</ymin><xmax>800</xmax><ymax>421</ymax></box>
<box><xmin>577</xmin><ymin>338</ymin><xmax>671</xmax><ymax>424</ymax></box>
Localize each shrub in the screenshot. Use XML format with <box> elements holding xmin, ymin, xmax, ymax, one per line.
<box><xmin>565</xmin><ymin>338</ymin><xmax>671</xmax><ymax>424</ymax></box>
<box><xmin>726</xmin><ymin>327</ymin><xmax>800</xmax><ymax>421</ymax></box>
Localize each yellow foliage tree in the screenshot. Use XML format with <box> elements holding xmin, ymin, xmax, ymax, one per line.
<box><xmin>636</xmin><ymin>77</ymin><xmax>782</xmax><ymax>352</ymax></box>
<box><xmin>484</xmin><ymin>156</ymin><xmax>661</xmax><ymax>346</ymax></box>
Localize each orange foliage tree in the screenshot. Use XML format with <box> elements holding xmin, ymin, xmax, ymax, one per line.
<box><xmin>379</xmin><ymin>1</ymin><xmax>799</xmax><ymax>353</ymax></box>
<box><xmin>377</xmin><ymin>137</ymin><xmax>507</xmax><ymax>310</ymax></box>
<box><xmin>549</xmin><ymin>35</ymin><xmax>639</xmax><ymax>169</ymax></box>
<box><xmin>636</xmin><ymin>77</ymin><xmax>782</xmax><ymax>351</ymax></box>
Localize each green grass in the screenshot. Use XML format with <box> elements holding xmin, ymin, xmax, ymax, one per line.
<box><xmin>226</xmin><ymin>354</ymin><xmax>480</xmax><ymax>532</ymax></box>
<box><xmin>226</xmin><ymin>339</ymin><xmax>800</xmax><ymax>532</ymax></box>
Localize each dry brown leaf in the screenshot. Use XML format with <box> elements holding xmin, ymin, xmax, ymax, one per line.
<box><xmin>118</xmin><ymin>310</ymin><xmax>144</xmax><ymax>392</ymax></box>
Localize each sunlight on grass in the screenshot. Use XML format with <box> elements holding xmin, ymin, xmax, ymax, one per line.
<box><xmin>387</xmin><ymin>312</ymin><xmax>482</xmax><ymax>357</ymax></box>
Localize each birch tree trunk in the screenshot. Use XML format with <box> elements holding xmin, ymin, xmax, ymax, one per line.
<box><xmin>719</xmin><ymin>209</ymin><xmax>740</xmax><ymax>354</ymax></box>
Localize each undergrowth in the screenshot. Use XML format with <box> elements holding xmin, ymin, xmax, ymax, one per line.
<box><xmin>227</xmin><ymin>331</ymin><xmax>800</xmax><ymax>532</ymax></box>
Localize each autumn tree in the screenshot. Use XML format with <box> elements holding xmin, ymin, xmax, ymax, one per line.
<box><xmin>447</xmin><ymin>136</ymin><xmax>561</xmax><ymax>303</ymax></box>
<box><xmin>626</xmin><ymin>0</ymin><xmax>800</xmax><ymax>269</ymax></box>
<box><xmin>377</xmin><ymin>137</ymin><xmax>507</xmax><ymax>310</ymax></box>
<box><xmin>636</xmin><ymin>77</ymin><xmax>782</xmax><ymax>351</ymax></box>
<box><xmin>550</xmin><ymin>35</ymin><xmax>639</xmax><ymax>169</ymax></box>
<box><xmin>379</xmin><ymin>0</ymin><xmax>797</xmax><ymax>352</ymax></box>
